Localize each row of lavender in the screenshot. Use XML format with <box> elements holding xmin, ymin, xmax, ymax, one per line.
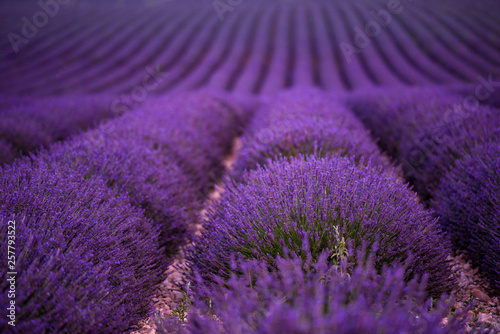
<box><xmin>345</xmin><ymin>86</ymin><xmax>500</xmax><ymax>295</ymax></box>
<box><xmin>3</xmin><ymin>0</ymin><xmax>500</xmax><ymax>96</ymax></box>
<box><xmin>0</xmin><ymin>94</ymin><xmax>118</xmax><ymax>165</ymax></box>
<box><xmin>0</xmin><ymin>93</ymin><xmax>247</xmax><ymax>333</ymax></box>
<box><xmin>161</xmin><ymin>90</ymin><xmax>473</xmax><ymax>333</ymax></box>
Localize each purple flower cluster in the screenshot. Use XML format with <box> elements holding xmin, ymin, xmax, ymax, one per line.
<box><xmin>345</xmin><ymin>88</ymin><xmax>463</xmax><ymax>157</ymax></box>
<box><xmin>139</xmin><ymin>93</ymin><xmax>248</xmax><ymax>196</ymax></box>
<box><xmin>432</xmin><ymin>143</ymin><xmax>500</xmax><ymax>293</ymax></box>
<box><xmin>0</xmin><ymin>94</ymin><xmax>117</xmax><ymax>165</ymax></box>
<box><xmin>346</xmin><ymin>89</ymin><xmax>500</xmax><ymax>196</ymax></box>
<box><xmin>164</xmin><ymin>249</ymin><xmax>467</xmax><ymax>334</ymax></box>
<box><xmin>399</xmin><ymin>105</ymin><xmax>500</xmax><ymax>196</ymax></box>
<box><xmin>233</xmin><ymin>89</ymin><xmax>393</xmax><ymax>178</ymax></box>
<box><xmin>0</xmin><ymin>158</ymin><xmax>165</xmax><ymax>333</ymax></box>
<box><xmin>346</xmin><ymin>87</ymin><xmax>500</xmax><ymax>294</ymax></box>
<box><xmin>42</xmin><ymin>93</ymin><xmax>246</xmax><ymax>255</ymax></box>
<box><xmin>190</xmin><ymin>155</ymin><xmax>454</xmax><ymax>297</ymax></box>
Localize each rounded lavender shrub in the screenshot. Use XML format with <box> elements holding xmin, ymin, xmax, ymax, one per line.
<box><xmin>234</xmin><ymin>88</ymin><xmax>393</xmax><ymax>178</ymax></box>
<box><xmin>46</xmin><ymin>129</ymin><xmax>198</xmax><ymax>256</ymax></box>
<box><xmin>42</xmin><ymin>93</ymin><xmax>247</xmax><ymax>255</ymax></box>
<box><xmin>432</xmin><ymin>143</ymin><xmax>500</xmax><ymax>294</ymax></box>
<box><xmin>0</xmin><ymin>158</ymin><xmax>165</xmax><ymax>333</ymax></box>
<box><xmin>117</xmin><ymin>93</ymin><xmax>248</xmax><ymax>197</ymax></box>
<box><xmin>191</xmin><ymin>155</ymin><xmax>454</xmax><ymax>296</ymax></box>
<box><xmin>163</xmin><ymin>250</ymin><xmax>467</xmax><ymax>334</ymax></box>
<box><xmin>345</xmin><ymin>88</ymin><xmax>465</xmax><ymax>157</ymax></box>
<box><xmin>248</xmin><ymin>88</ymin><xmax>366</xmax><ymax>135</ymax></box>
<box><xmin>400</xmin><ymin>105</ymin><xmax>500</xmax><ymax>196</ymax></box>
<box><xmin>233</xmin><ymin>115</ymin><xmax>392</xmax><ymax>177</ymax></box>
<box><xmin>0</xmin><ymin>94</ymin><xmax>116</xmax><ymax>164</ymax></box>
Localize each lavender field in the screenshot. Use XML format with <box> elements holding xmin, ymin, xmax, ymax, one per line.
<box><xmin>1</xmin><ymin>0</ymin><xmax>499</xmax><ymax>333</ymax></box>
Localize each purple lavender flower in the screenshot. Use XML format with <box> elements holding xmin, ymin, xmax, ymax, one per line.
<box><xmin>346</xmin><ymin>88</ymin><xmax>500</xmax><ymax>198</ymax></box>
<box><xmin>399</xmin><ymin>105</ymin><xmax>500</xmax><ymax>196</ymax></box>
<box><xmin>233</xmin><ymin>89</ymin><xmax>393</xmax><ymax>179</ymax></box>
<box><xmin>45</xmin><ymin>126</ymin><xmax>198</xmax><ymax>255</ymax></box>
<box><xmin>247</xmin><ymin>89</ymin><xmax>366</xmax><ymax>134</ymax></box>
<box><xmin>0</xmin><ymin>158</ymin><xmax>165</xmax><ymax>333</ymax></box>
<box><xmin>432</xmin><ymin>142</ymin><xmax>500</xmax><ymax>294</ymax></box>
<box><xmin>190</xmin><ymin>155</ymin><xmax>454</xmax><ymax>297</ymax></box>
<box><xmin>164</xmin><ymin>248</ymin><xmax>467</xmax><ymax>334</ymax></box>
<box><xmin>234</xmin><ymin>116</ymin><xmax>392</xmax><ymax>177</ymax></box>
<box><xmin>0</xmin><ymin>94</ymin><xmax>117</xmax><ymax>165</ymax></box>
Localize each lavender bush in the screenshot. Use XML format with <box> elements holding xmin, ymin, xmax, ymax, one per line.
<box><xmin>163</xmin><ymin>248</ymin><xmax>468</xmax><ymax>334</ymax></box>
<box><xmin>46</xmin><ymin>124</ymin><xmax>199</xmax><ymax>256</ymax></box>
<box><xmin>234</xmin><ymin>89</ymin><xmax>392</xmax><ymax>178</ymax></box>
<box><xmin>345</xmin><ymin>89</ymin><xmax>465</xmax><ymax>157</ymax></box>
<box><xmin>346</xmin><ymin>89</ymin><xmax>500</xmax><ymax>198</ymax></box>
<box><xmin>399</xmin><ymin>105</ymin><xmax>500</xmax><ymax>196</ymax></box>
<box><xmin>190</xmin><ymin>155</ymin><xmax>454</xmax><ymax>297</ymax></box>
<box><xmin>137</xmin><ymin>93</ymin><xmax>248</xmax><ymax>196</ymax></box>
<box><xmin>41</xmin><ymin>93</ymin><xmax>246</xmax><ymax>255</ymax></box>
<box><xmin>432</xmin><ymin>143</ymin><xmax>500</xmax><ymax>294</ymax></box>
<box><xmin>247</xmin><ymin>89</ymin><xmax>368</xmax><ymax>134</ymax></box>
<box><xmin>0</xmin><ymin>158</ymin><xmax>165</xmax><ymax>333</ymax></box>
<box><xmin>0</xmin><ymin>94</ymin><xmax>116</xmax><ymax>165</ymax></box>
<box><xmin>234</xmin><ymin>116</ymin><xmax>391</xmax><ymax>176</ymax></box>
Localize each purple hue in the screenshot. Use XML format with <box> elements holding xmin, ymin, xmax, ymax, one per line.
<box><xmin>346</xmin><ymin>88</ymin><xmax>500</xmax><ymax>198</ymax></box>
<box><xmin>234</xmin><ymin>89</ymin><xmax>392</xmax><ymax>177</ymax></box>
<box><xmin>139</xmin><ymin>93</ymin><xmax>248</xmax><ymax>196</ymax></box>
<box><xmin>0</xmin><ymin>139</ymin><xmax>16</xmax><ymax>165</ymax></box>
<box><xmin>399</xmin><ymin>105</ymin><xmax>500</xmax><ymax>196</ymax></box>
<box><xmin>190</xmin><ymin>155</ymin><xmax>454</xmax><ymax>297</ymax></box>
<box><xmin>0</xmin><ymin>158</ymin><xmax>165</xmax><ymax>333</ymax></box>
<box><xmin>41</xmin><ymin>93</ymin><xmax>245</xmax><ymax>255</ymax></box>
<box><xmin>0</xmin><ymin>95</ymin><xmax>117</xmax><ymax>165</ymax></box>
<box><xmin>163</xmin><ymin>249</ymin><xmax>467</xmax><ymax>334</ymax></box>
<box><xmin>432</xmin><ymin>143</ymin><xmax>500</xmax><ymax>294</ymax></box>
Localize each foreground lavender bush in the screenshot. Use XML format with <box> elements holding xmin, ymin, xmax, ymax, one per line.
<box><xmin>191</xmin><ymin>155</ymin><xmax>454</xmax><ymax>296</ymax></box>
<box><xmin>0</xmin><ymin>94</ymin><xmax>116</xmax><ymax>165</ymax></box>
<box><xmin>433</xmin><ymin>143</ymin><xmax>500</xmax><ymax>294</ymax></box>
<box><xmin>162</xmin><ymin>249</ymin><xmax>467</xmax><ymax>334</ymax></box>
<box><xmin>0</xmin><ymin>158</ymin><xmax>165</xmax><ymax>333</ymax></box>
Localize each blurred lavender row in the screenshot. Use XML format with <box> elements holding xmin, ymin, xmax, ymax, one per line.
<box><xmin>1</xmin><ymin>0</ymin><xmax>500</xmax><ymax>97</ymax></box>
